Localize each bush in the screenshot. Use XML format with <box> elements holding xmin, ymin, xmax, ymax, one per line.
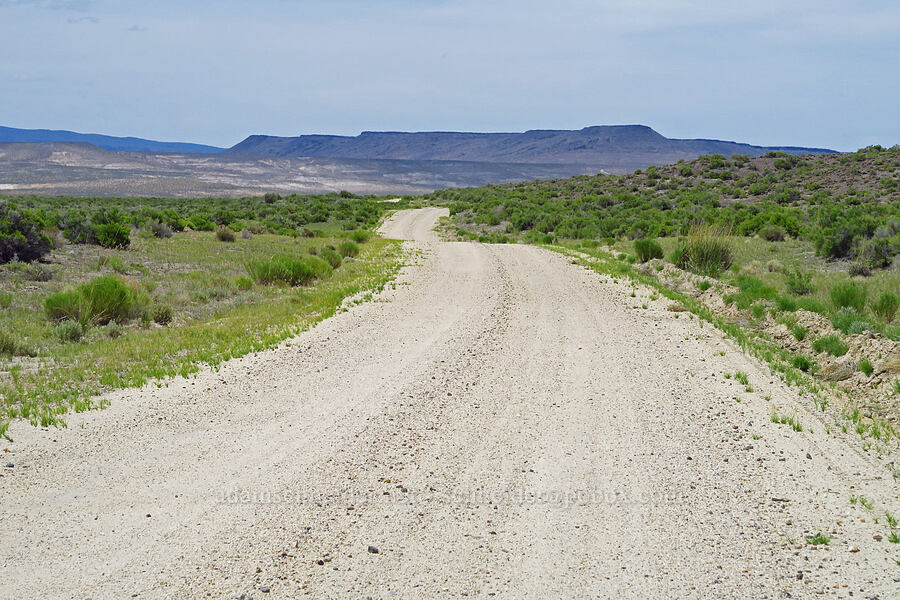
<box><xmin>859</xmin><ymin>358</ymin><xmax>874</xmax><ymax>376</ymax></box>
<box><xmin>0</xmin><ymin>329</ymin><xmax>33</xmax><ymax>356</ymax></box>
<box><xmin>783</xmin><ymin>268</ymin><xmax>814</xmax><ymax>295</ymax></box>
<box><xmin>22</xmin><ymin>263</ymin><xmax>53</xmax><ymax>282</ymax></box>
<box><xmin>152</xmin><ymin>303</ymin><xmax>174</xmax><ymax>326</ymax></box>
<box><xmin>855</xmin><ymin>237</ymin><xmax>894</xmax><ymax>269</ymax></box>
<box><xmin>675</xmin><ymin>225</ymin><xmax>732</xmax><ymax>277</ymax></box>
<box><xmin>831</xmin><ymin>306</ymin><xmax>867</xmax><ymax>334</ymax></box>
<box><xmin>759</xmin><ymin>224</ymin><xmax>786</xmax><ymax>241</ymax></box>
<box><xmin>871</xmin><ymin>292</ymin><xmax>898</xmax><ymax>324</ymax></box>
<box><xmin>45</xmin><ymin>275</ymin><xmax>146</xmax><ymax>327</ymax></box>
<box><xmin>349</xmin><ymin>230</ymin><xmax>371</xmax><ymax>243</ymax></box>
<box><xmin>320</xmin><ymin>248</ymin><xmax>343</xmax><ymax>269</ymax></box>
<box><xmin>848</xmin><ymin>263</ymin><xmax>871</xmax><ymax>277</ymax></box>
<box><xmin>812</xmin><ymin>335</ymin><xmax>849</xmax><ymax>357</ymax></box>
<box><xmin>830</xmin><ymin>281</ymin><xmax>867</xmax><ymax>311</ymax></box>
<box><xmin>93</xmin><ymin>222</ymin><xmax>131</xmax><ymax>249</ymax></box>
<box><xmin>0</xmin><ymin>202</ymin><xmax>52</xmax><ymax>263</ymax></box>
<box><xmin>216</xmin><ymin>226</ymin><xmax>236</xmax><ymax>242</ymax></box>
<box><xmin>53</xmin><ymin>320</ymin><xmax>83</xmax><ymax>343</ymax></box>
<box><xmin>148</xmin><ymin>220</ymin><xmax>174</xmax><ymax>239</ymax></box>
<box><xmin>775</xmin><ymin>296</ymin><xmax>797</xmax><ymax>312</ymax></box>
<box><xmin>338</xmin><ymin>240</ymin><xmax>359</xmax><ymax>258</ymax></box>
<box><xmin>633</xmin><ymin>238</ymin><xmax>664</xmax><ymax>263</ymax></box>
<box><xmin>791</xmin><ymin>355</ymin><xmax>813</xmax><ymax>372</ymax></box>
<box><xmin>246</xmin><ymin>254</ymin><xmax>332</xmax><ymax>286</ymax></box>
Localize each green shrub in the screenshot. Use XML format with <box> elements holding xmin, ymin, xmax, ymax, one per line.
<box><xmin>320</xmin><ymin>248</ymin><xmax>343</xmax><ymax>269</ymax></box>
<box><xmin>349</xmin><ymin>230</ymin><xmax>371</xmax><ymax>243</ymax></box>
<box><xmin>675</xmin><ymin>225</ymin><xmax>732</xmax><ymax>277</ymax></box>
<box><xmin>0</xmin><ymin>328</ymin><xmax>34</xmax><ymax>356</ymax></box>
<box><xmin>759</xmin><ymin>224</ymin><xmax>786</xmax><ymax>241</ymax></box>
<box><xmin>93</xmin><ymin>222</ymin><xmax>130</xmax><ymax>249</ymax></box>
<box><xmin>633</xmin><ymin>238</ymin><xmax>664</xmax><ymax>263</ymax></box>
<box><xmin>246</xmin><ymin>254</ymin><xmax>332</xmax><ymax>286</ymax></box>
<box><xmin>775</xmin><ymin>296</ymin><xmax>797</xmax><ymax>312</ymax></box>
<box><xmin>830</xmin><ymin>281</ymin><xmax>867</xmax><ymax>311</ymax></box>
<box><xmin>832</xmin><ymin>307</ymin><xmax>868</xmax><ymax>334</ymax></box>
<box><xmin>848</xmin><ymin>262</ymin><xmax>871</xmax><ymax>277</ymax></box>
<box><xmin>750</xmin><ymin>302</ymin><xmax>766</xmax><ymax>320</ymax></box>
<box><xmin>871</xmin><ymin>292</ymin><xmax>898</xmax><ymax>324</ymax></box>
<box><xmin>0</xmin><ymin>201</ymin><xmax>52</xmax><ymax>263</ymax></box>
<box><xmin>338</xmin><ymin>240</ymin><xmax>359</xmax><ymax>258</ymax></box>
<box><xmin>235</xmin><ymin>276</ymin><xmax>254</xmax><ymax>291</ymax></box>
<box><xmin>108</xmin><ymin>255</ymin><xmax>126</xmax><ymax>273</ymax></box>
<box><xmin>812</xmin><ymin>335</ymin><xmax>849</xmax><ymax>357</ymax></box>
<box><xmin>791</xmin><ymin>355</ymin><xmax>813</xmax><ymax>372</ymax></box>
<box><xmin>859</xmin><ymin>358</ymin><xmax>874</xmax><ymax>376</ymax></box>
<box><xmin>152</xmin><ymin>304</ymin><xmax>174</xmax><ymax>326</ymax></box>
<box><xmin>45</xmin><ymin>275</ymin><xmax>145</xmax><ymax>327</ymax></box>
<box><xmin>216</xmin><ymin>226</ymin><xmax>236</xmax><ymax>242</ymax></box>
<box><xmin>791</xmin><ymin>324</ymin><xmax>808</xmax><ymax>341</ymax></box>
<box><xmin>796</xmin><ymin>296</ymin><xmax>827</xmax><ymax>315</ymax></box>
<box><xmin>783</xmin><ymin>268</ymin><xmax>814</xmax><ymax>295</ymax></box>
<box><xmin>0</xmin><ymin>291</ymin><xmax>11</xmax><ymax>308</ymax></box>
<box><xmin>53</xmin><ymin>320</ymin><xmax>83</xmax><ymax>343</ymax></box>
<box><xmin>697</xmin><ymin>280</ymin><xmax>712</xmax><ymax>292</ymax></box>
<box><xmin>855</xmin><ymin>237</ymin><xmax>894</xmax><ymax>269</ymax></box>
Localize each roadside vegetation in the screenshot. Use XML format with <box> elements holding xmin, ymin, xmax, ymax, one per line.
<box><xmin>0</xmin><ymin>193</ymin><xmax>402</xmax><ymax>437</ymax></box>
<box><xmin>430</xmin><ymin>145</ymin><xmax>898</xmax><ymax>459</ymax></box>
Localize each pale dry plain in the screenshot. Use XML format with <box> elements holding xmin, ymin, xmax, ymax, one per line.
<box><xmin>2</xmin><ymin>208</ymin><xmax>899</xmax><ymax>599</ymax></box>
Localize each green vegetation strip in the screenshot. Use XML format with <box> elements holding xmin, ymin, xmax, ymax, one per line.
<box><xmin>0</xmin><ymin>239</ymin><xmax>402</xmax><ymax>437</ymax></box>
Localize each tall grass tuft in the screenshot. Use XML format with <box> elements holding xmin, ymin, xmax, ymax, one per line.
<box><xmin>44</xmin><ymin>275</ymin><xmax>148</xmax><ymax>327</ymax></box>
<box><xmin>830</xmin><ymin>281</ymin><xmax>867</xmax><ymax>312</ymax></box>
<box><xmin>674</xmin><ymin>225</ymin><xmax>733</xmax><ymax>277</ymax></box>
<box><xmin>871</xmin><ymin>292</ymin><xmax>898</xmax><ymax>324</ymax></box>
<box><xmin>633</xmin><ymin>238</ymin><xmax>664</xmax><ymax>263</ymax></box>
<box><xmin>245</xmin><ymin>254</ymin><xmax>332</xmax><ymax>286</ymax></box>
<box><xmin>349</xmin><ymin>230</ymin><xmax>371</xmax><ymax>244</ymax></box>
<box><xmin>338</xmin><ymin>241</ymin><xmax>359</xmax><ymax>258</ymax></box>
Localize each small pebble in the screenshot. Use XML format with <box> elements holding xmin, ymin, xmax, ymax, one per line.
<box><xmin>4</xmin><ymin>463</ymin><xmax>12</xmax><ymax>468</ymax></box>
<box><xmin>260</xmin><ymin>587</ymin><xmax>270</xmax><ymax>593</ymax></box>
<box><xmin>368</xmin><ymin>545</ymin><xmax>379</xmax><ymax>554</ymax></box>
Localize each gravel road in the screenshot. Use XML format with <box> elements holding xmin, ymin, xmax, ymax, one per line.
<box><xmin>2</xmin><ymin>208</ymin><xmax>898</xmax><ymax>599</ymax></box>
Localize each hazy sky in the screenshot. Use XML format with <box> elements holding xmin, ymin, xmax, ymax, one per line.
<box><xmin>1</xmin><ymin>0</ymin><xmax>898</xmax><ymax>150</ymax></box>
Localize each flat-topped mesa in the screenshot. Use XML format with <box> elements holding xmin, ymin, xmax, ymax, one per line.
<box><xmin>225</xmin><ymin>124</ymin><xmax>834</xmax><ymax>171</ymax></box>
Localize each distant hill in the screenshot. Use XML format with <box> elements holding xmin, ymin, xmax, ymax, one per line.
<box><xmin>0</xmin><ymin>125</ymin><xmax>224</xmax><ymax>154</ymax></box>
<box><xmin>227</xmin><ymin>125</ymin><xmax>835</xmax><ymax>173</ymax></box>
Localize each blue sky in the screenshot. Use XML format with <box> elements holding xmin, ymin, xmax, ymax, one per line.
<box><xmin>1</xmin><ymin>0</ymin><xmax>898</xmax><ymax>150</ymax></box>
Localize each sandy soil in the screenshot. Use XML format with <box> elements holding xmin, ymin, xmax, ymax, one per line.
<box><xmin>2</xmin><ymin>208</ymin><xmax>899</xmax><ymax>599</ymax></box>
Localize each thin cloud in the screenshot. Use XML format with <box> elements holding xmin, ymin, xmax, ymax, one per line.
<box><xmin>66</xmin><ymin>15</ymin><xmax>98</xmax><ymax>23</ymax></box>
<box><xmin>0</xmin><ymin>0</ymin><xmax>91</xmax><ymax>11</ymax></box>
<box><xmin>127</xmin><ymin>24</ymin><xmax>148</xmax><ymax>32</ymax></box>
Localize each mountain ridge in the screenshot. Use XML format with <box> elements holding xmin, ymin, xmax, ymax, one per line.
<box><xmin>0</xmin><ymin>125</ymin><xmax>224</xmax><ymax>154</ymax></box>
<box><xmin>225</xmin><ymin>125</ymin><xmax>835</xmax><ymax>173</ymax></box>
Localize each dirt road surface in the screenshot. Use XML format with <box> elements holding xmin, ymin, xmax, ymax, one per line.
<box><xmin>3</xmin><ymin>208</ymin><xmax>898</xmax><ymax>598</ymax></box>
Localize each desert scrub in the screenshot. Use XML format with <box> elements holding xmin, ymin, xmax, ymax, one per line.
<box><xmin>348</xmin><ymin>230</ymin><xmax>371</xmax><ymax>243</ymax></box>
<box><xmin>338</xmin><ymin>240</ymin><xmax>360</xmax><ymax>258</ymax></box>
<box><xmin>812</xmin><ymin>334</ymin><xmax>849</xmax><ymax>357</ymax></box>
<box><xmin>830</xmin><ymin>281</ymin><xmax>867</xmax><ymax>312</ymax></box>
<box><xmin>216</xmin><ymin>226</ymin><xmax>236</xmax><ymax>242</ymax></box>
<box><xmin>152</xmin><ymin>304</ymin><xmax>174</xmax><ymax>326</ymax></box>
<box><xmin>673</xmin><ymin>225</ymin><xmax>733</xmax><ymax>277</ymax></box>
<box><xmin>53</xmin><ymin>320</ymin><xmax>83</xmax><ymax>343</ymax></box>
<box><xmin>871</xmin><ymin>292</ymin><xmax>898</xmax><ymax>324</ymax></box>
<box><xmin>320</xmin><ymin>248</ymin><xmax>343</xmax><ymax>269</ymax></box>
<box><xmin>633</xmin><ymin>238</ymin><xmax>663</xmax><ymax>263</ymax></box>
<box><xmin>45</xmin><ymin>276</ymin><xmax>149</xmax><ymax>327</ymax></box>
<box><xmin>245</xmin><ymin>254</ymin><xmax>332</xmax><ymax>286</ymax></box>
<box><xmin>783</xmin><ymin>268</ymin><xmax>814</xmax><ymax>295</ymax></box>
<box><xmin>0</xmin><ymin>238</ymin><xmax>402</xmax><ymax>433</ymax></box>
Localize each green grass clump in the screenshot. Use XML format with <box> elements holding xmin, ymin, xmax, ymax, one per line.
<box><xmin>674</xmin><ymin>225</ymin><xmax>733</xmax><ymax>277</ymax></box>
<box><xmin>348</xmin><ymin>230</ymin><xmax>371</xmax><ymax>244</ymax></box>
<box><xmin>320</xmin><ymin>248</ymin><xmax>343</xmax><ymax>269</ymax></box>
<box><xmin>697</xmin><ymin>280</ymin><xmax>712</xmax><ymax>292</ymax></box>
<box><xmin>791</xmin><ymin>324</ymin><xmax>808</xmax><ymax>341</ymax></box>
<box><xmin>806</xmin><ymin>532</ymin><xmax>831</xmax><ymax>545</ymax></box>
<box><xmin>734</xmin><ymin>371</ymin><xmax>749</xmax><ymax>386</ymax></box>
<box><xmin>338</xmin><ymin>240</ymin><xmax>360</xmax><ymax>258</ymax></box>
<box><xmin>633</xmin><ymin>238</ymin><xmax>664</xmax><ymax>263</ymax></box>
<box><xmin>791</xmin><ymin>354</ymin><xmax>813</xmax><ymax>372</ymax></box>
<box><xmin>0</xmin><ymin>291</ymin><xmax>11</xmax><ymax>308</ymax></box>
<box><xmin>812</xmin><ymin>334</ymin><xmax>849</xmax><ymax>357</ymax></box>
<box><xmin>871</xmin><ymin>292</ymin><xmax>898</xmax><ymax>324</ymax></box>
<box><xmin>831</xmin><ymin>307</ymin><xmax>869</xmax><ymax>335</ymax></box>
<box><xmin>246</xmin><ymin>254</ymin><xmax>332</xmax><ymax>286</ymax></box>
<box><xmin>0</xmin><ymin>329</ymin><xmax>32</xmax><ymax>356</ymax></box>
<box><xmin>783</xmin><ymin>268</ymin><xmax>814</xmax><ymax>295</ymax></box>
<box><xmin>858</xmin><ymin>358</ymin><xmax>874</xmax><ymax>376</ymax></box>
<box><xmin>235</xmin><ymin>276</ymin><xmax>254</xmax><ymax>291</ymax></box>
<box><xmin>830</xmin><ymin>281</ymin><xmax>867</xmax><ymax>311</ymax></box>
<box><xmin>45</xmin><ymin>276</ymin><xmax>147</xmax><ymax>327</ymax></box>
<box><xmin>750</xmin><ymin>303</ymin><xmax>766</xmax><ymax>320</ymax></box>
<box><xmin>216</xmin><ymin>226</ymin><xmax>236</xmax><ymax>242</ymax></box>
